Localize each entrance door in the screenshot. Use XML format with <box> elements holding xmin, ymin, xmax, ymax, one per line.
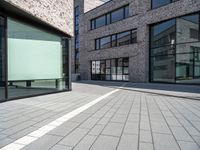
<box><xmin>0</xmin><ymin>16</ymin><xmax>6</xmax><ymax>101</ymax></box>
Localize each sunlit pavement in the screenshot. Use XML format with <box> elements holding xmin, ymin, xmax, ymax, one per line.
<box><xmin>0</xmin><ymin>81</ymin><xmax>200</xmax><ymax>150</ymax></box>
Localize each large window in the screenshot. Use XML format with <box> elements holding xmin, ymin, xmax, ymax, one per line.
<box><xmin>95</xmin><ymin>29</ymin><xmax>137</xmax><ymax>50</ymax></box>
<box><xmin>0</xmin><ymin>14</ymin><xmax>70</xmax><ymax>101</ymax></box>
<box><xmin>152</xmin><ymin>0</ymin><xmax>179</xmax><ymax>9</ymax></box>
<box><xmin>91</xmin><ymin>5</ymin><xmax>129</xmax><ymax>30</ymax></box>
<box><xmin>150</xmin><ymin>13</ymin><xmax>200</xmax><ymax>84</ymax></box>
<box><xmin>75</xmin><ymin>6</ymin><xmax>80</xmax><ymax>73</ymax></box>
<box><xmin>0</xmin><ymin>16</ymin><xmax>6</xmax><ymax>101</ymax></box>
<box><xmin>91</xmin><ymin>58</ymin><xmax>129</xmax><ymax>81</ymax></box>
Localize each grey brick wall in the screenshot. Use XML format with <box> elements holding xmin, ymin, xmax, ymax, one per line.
<box><xmin>72</xmin><ymin>0</ymin><xmax>106</xmax><ymax>74</ymax></box>
<box><xmin>78</xmin><ymin>0</ymin><xmax>200</xmax><ymax>82</ymax></box>
<box><xmin>4</xmin><ymin>0</ymin><xmax>74</xmax><ymax>36</ymax></box>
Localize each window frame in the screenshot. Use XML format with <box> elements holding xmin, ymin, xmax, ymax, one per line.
<box><xmin>90</xmin><ymin>4</ymin><xmax>129</xmax><ymax>30</ymax></box>
<box><xmin>94</xmin><ymin>29</ymin><xmax>137</xmax><ymax>50</ymax></box>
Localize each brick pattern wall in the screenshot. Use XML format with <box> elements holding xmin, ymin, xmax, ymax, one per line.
<box><xmin>79</xmin><ymin>0</ymin><xmax>200</xmax><ymax>82</ymax></box>
<box><xmin>4</xmin><ymin>0</ymin><xmax>74</xmax><ymax>36</ymax></box>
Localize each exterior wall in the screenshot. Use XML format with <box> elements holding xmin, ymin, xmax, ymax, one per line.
<box><xmin>78</xmin><ymin>0</ymin><xmax>200</xmax><ymax>82</ymax></box>
<box><xmin>72</xmin><ymin>0</ymin><xmax>106</xmax><ymax>74</ymax></box>
<box><xmin>3</xmin><ymin>0</ymin><xmax>74</xmax><ymax>36</ymax></box>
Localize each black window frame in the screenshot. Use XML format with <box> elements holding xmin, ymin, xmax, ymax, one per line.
<box><xmin>151</xmin><ymin>0</ymin><xmax>180</xmax><ymax>9</ymax></box>
<box><xmin>149</xmin><ymin>11</ymin><xmax>200</xmax><ymax>85</ymax></box>
<box><xmin>94</xmin><ymin>29</ymin><xmax>137</xmax><ymax>50</ymax></box>
<box><xmin>90</xmin><ymin>4</ymin><xmax>129</xmax><ymax>30</ymax></box>
<box><xmin>91</xmin><ymin>57</ymin><xmax>129</xmax><ymax>81</ymax></box>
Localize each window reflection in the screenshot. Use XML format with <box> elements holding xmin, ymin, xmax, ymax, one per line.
<box><xmin>150</xmin><ymin>13</ymin><xmax>200</xmax><ymax>84</ymax></box>
<box><xmin>91</xmin><ymin>58</ymin><xmax>129</xmax><ymax>81</ymax></box>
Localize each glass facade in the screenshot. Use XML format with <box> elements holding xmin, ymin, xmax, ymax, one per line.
<box><xmin>152</xmin><ymin>0</ymin><xmax>179</xmax><ymax>9</ymax></box>
<box><xmin>91</xmin><ymin>58</ymin><xmax>129</xmax><ymax>81</ymax></box>
<box><xmin>75</xmin><ymin>6</ymin><xmax>80</xmax><ymax>73</ymax></box>
<box><xmin>91</xmin><ymin>5</ymin><xmax>129</xmax><ymax>30</ymax></box>
<box><xmin>0</xmin><ymin>15</ymin><xmax>70</xmax><ymax>101</ymax></box>
<box><xmin>150</xmin><ymin>13</ymin><xmax>200</xmax><ymax>84</ymax></box>
<box><xmin>95</xmin><ymin>29</ymin><xmax>137</xmax><ymax>50</ymax></box>
<box><xmin>0</xmin><ymin>16</ymin><xmax>6</xmax><ymax>101</ymax></box>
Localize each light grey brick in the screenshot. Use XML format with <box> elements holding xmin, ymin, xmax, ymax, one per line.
<box><xmin>117</xmin><ymin>134</ymin><xmax>138</xmax><ymax>150</ymax></box>
<box><xmin>88</xmin><ymin>124</ymin><xmax>105</xmax><ymax>136</ymax></box>
<box><xmin>74</xmin><ymin>135</ymin><xmax>97</xmax><ymax>150</ymax></box>
<box><xmin>48</xmin><ymin>122</ymin><xmax>79</xmax><ymax>137</ymax></box>
<box><xmin>50</xmin><ymin>145</ymin><xmax>72</xmax><ymax>150</ymax></box>
<box><xmin>123</xmin><ymin>122</ymin><xmax>139</xmax><ymax>135</ymax></box>
<box><xmin>90</xmin><ymin>135</ymin><xmax>119</xmax><ymax>150</ymax></box>
<box><xmin>178</xmin><ymin>141</ymin><xmax>200</xmax><ymax>150</ymax></box>
<box><xmin>153</xmin><ymin>133</ymin><xmax>180</xmax><ymax>150</ymax></box>
<box><xmin>102</xmin><ymin>122</ymin><xmax>124</xmax><ymax>137</ymax></box>
<box><xmin>139</xmin><ymin>142</ymin><xmax>154</xmax><ymax>150</ymax></box>
<box><xmin>171</xmin><ymin>126</ymin><xmax>193</xmax><ymax>142</ymax></box>
<box><xmin>140</xmin><ymin>130</ymin><xmax>152</xmax><ymax>143</ymax></box>
<box><xmin>22</xmin><ymin>135</ymin><xmax>62</xmax><ymax>150</ymax></box>
<box><xmin>59</xmin><ymin>128</ymin><xmax>89</xmax><ymax>147</ymax></box>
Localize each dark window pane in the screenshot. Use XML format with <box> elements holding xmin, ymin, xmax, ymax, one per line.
<box><xmin>75</xmin><ymin>6</ymin><xmax>80</xmax><ymax>16</ymax></box>
<box><xmin>117</xmin><ymin>31</ymin><xmax>131</xmax><ymax>46</ymax></box>
<box><xmin>96</xmin><ymin>16</ymin><xmax>106</xmax><ymax>28</ymax></box>
<box><xmin>106</xmin><ymin>14</ymin><xmax>111</xmax><ymax>25</ymax></box>
<box><xmin>100</xmin><ymin>60</ymin><xmax>106</xmax><ymax>74</ymax></box>
<box><xmin>92</xmin><ymin>61</ymin><xmax>96</xmax><ymax>74</ymax></box>
<box><xmin>177</xmin><ymin>14</ymin><xmax>199</xmax><ymax>43</ymax></box>
<box><xmin>176</xmin><ymin>54</ymin><xmax>194</xmax><ymax>80</ymax></box>
<box><xmin>152</xmin><ymin>0</ymin><xmax>170</xmax><ymax>9</ymax></box>
<box><xmin>125</xmin><ymin>6</ymin><xmax>129</xmax><ymax>18</ymax></box>
<box><xmin>95</xmin><ymin>39</ymin><xmax>100</xmax><ymax>50</ymax></box>
<box><xmin>0</xmin><ymin>16</ymin><xmax>5</xmax><ymax>100</ymax></box>
<box><xmin>151</xmin><ymin>55</ymin><xmax>175</xmax><ymax>82</ymax></box>
<box><xmin>111</xmin><ymin>35</ymin><xmax>117</xmax><ymax>47</ymax></box>
<box><xmin>100</xmin><ymin>36</ymin><xmax>111</xmax><ymax>49</ymax></box>
<box><xmin>111</xmin><ymin>8</ymin><xmax>124</xmax><ymax>23</ymax></box>
<box><xmin>131</xmin><ymin>30</ymin><xmax>137</xmax><ymax>43</ymax></box>
<box><xmin>151</xmin><ymin>19</ymin><xmax>176</xmax><ymax>49</ymax></box>
<box><xmin>91</xmin><ymin>20</ymin><xmax>95</xmax><ymax>30</ymax></box>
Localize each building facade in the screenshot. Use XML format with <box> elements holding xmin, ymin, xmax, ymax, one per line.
<box><xmin>73</xmin><ymin>0</ymin><xmax>200</xmax><ymax>84</ymax></box>
<box><xmin>0</xmin><ymin>0</ymin><xmax>73</xmax><ymax>102</ymax></box>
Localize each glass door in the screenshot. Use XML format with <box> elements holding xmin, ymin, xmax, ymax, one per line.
<box><xmin>0</xmin><ymin>16</ymin><xmax>6</xmax><ymax>101</ymax></box>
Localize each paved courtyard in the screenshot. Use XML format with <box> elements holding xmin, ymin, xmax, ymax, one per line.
<box><xmin>0</xmin><ymin>81</ymin><xmax>200</xmax><ymax>150</ymax></box>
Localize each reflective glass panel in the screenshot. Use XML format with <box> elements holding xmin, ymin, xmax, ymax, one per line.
<box><xmin>0</xmin><ymin>16</ymin><xmax>5</xmax><ymax>100</ymax></box>
<box><xmin>7</xmin><ymin>18</ymin><xmax>68</xmax><ymax>98</ymax></box>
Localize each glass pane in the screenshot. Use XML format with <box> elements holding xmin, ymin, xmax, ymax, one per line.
<box><xmin>92</xmin><ymin>61</ymin><xmax>96</xmax><ymax>74</ymax></box>
<box><xmin>106</xmin><ymin>14</ymin><xmax>111</xmax><ymax>24</ymax></box>
<box><xmin>151</xmin><ymin>45</ymin><xmax>175</xmax><ymax>56</ymax></box>
<box><xmin>117</xmin><ymin>58</ymin><xmax>123</xmax><ymax>75</ymax></box>
<box><xmin>111</xmin><ymin>8</ymin><xmax>124</xmax><ymax>23</ymax></box>
<box><xmin>125</xmin><ymin>6</ymin><xmax>129</xmax><ymax>18</ymax></box>
<box><xmin>0</xmin><ymin>16</ymin><xmax>6</xmax><ymax>100</ymax></box>
<box><xmin>151</xmin><ymin>19</ymin><xmax>176</xmax><ymax>49</ymax></box>
<box><xmin>100</xmin><ymin>36</ymin><xmax>111</xmax><ymax>49</ymax></box>
<box><xmin>176</xmin><ymin>43</ymin><xmax>200</xmax><ymax>54</ymax></box>
<box><xmin>176</xmin><ymin>54</ymin><xmax>194</xmax><ymax>80</ymax></box>
<box><xmin>7</xmin><ymin>18</ymin><xmax>68</xmax><ymax>98</ymax></box>
<box><xmin>111</xmin><ymin>59</ymin><xmax>117</xmax><ymax>74</ymax></box>
<box><xmin>95</xmin><ymin>61</ymin><xmax>100</xmax><ymax>74</ymax></box>
<box><xmin>111</xmin><ymin>35</ymin><xmax>117</xmax><ymax>47</ymax></box>
<box><xmin>151</xmin><ymin>55</ymin><xmax>175</xmax><ymax>82</ymax></box>
<box><xmin>100</xmin><ymin>60</ymin><xmax>106</xmax><ymax>74</ymax></box>
<box><xmin>96</xmin><ymin>16</ymin><xmax>106</xmax><ymax>28</ymax></box>
<box><xmin>117</xmin><ymin>31</ymin><xmax>131</xmax><ymax>46</ymax></box>
<box><xmin>176</xmin><ymin>14</ymin><xmax>199</xmax><ymax>44</ymax></box>
<box><xmin>131</xmin><ymin>30</ymin><xmax>137</xmax><ymax>43</ymax></box>
<box><xmin>95</xmin><ymin>39</ymin><xmax>100</xmax><ymax>50</ymax></box>
<box><xmin>91</xmin><ymin>20</ymin><xmax>95</xmax><ymax>30</ymax></box>
<box><xmin>152</xmin><ymin>0</ymin><xmax>170</xmax><ymax>9</ymax></box>
<box><xmin>195</xmin><ymin>50</ymin><xmax>200</xmax><ymax>77</ymax></box>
